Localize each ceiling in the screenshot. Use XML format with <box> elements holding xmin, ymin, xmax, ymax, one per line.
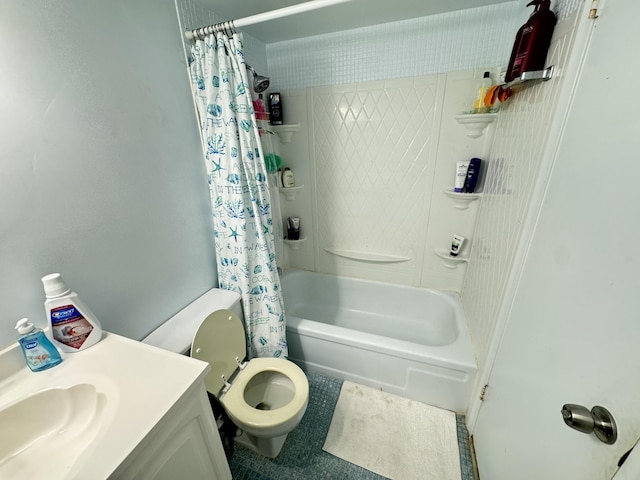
<box><xmin>194</xmin><ymin>0</ymin><xmax>517</xmax><ymax>44</ymax></box>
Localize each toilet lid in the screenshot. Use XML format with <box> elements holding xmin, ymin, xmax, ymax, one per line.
<box><xmin>191</xmin><ymin>309</ymin><xmax>246</xmax><ymax>395</ymax></box>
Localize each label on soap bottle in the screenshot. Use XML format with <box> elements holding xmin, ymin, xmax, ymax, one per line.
<box><xmin>50</xmin><ymin>305</ymin><xmax>94</xmax><ymax>349</ymax></box>
<box><xmin>23</xmin><ymin>338</ymin><xmax>51</xmax><ymax>367</ymax></box>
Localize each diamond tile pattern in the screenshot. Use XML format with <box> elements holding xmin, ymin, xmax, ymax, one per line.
<box><xmin>311</xmin><ymin>77</ymin><xmax>441</xmax><ymax>282</ymax></box>
<box><xmin>461</xmin><ymin>10</ymin><xmax>581</xmax><ymax>372</ymax></box>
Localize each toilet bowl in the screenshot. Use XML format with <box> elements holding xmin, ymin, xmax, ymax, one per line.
<box><xmin>142</xmin><ymin>289</ymin><xmax>309</xmax><ymax>458</ymax></box>
<box><xmin>193</xmin><ymin>309</ymin><xmax>308</xmax><ymax>458</ymax></box>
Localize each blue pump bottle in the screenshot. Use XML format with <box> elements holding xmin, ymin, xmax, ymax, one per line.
<box><xmin>15</xmin><ymin>318</ymin><xmax>63</xmax><ymax>372</ymax></box>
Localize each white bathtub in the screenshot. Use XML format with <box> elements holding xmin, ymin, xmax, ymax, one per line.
<box><xmin>282</xmin><ymin>270</ymin><xmax>477</xmax><ymax>413</ymax></box>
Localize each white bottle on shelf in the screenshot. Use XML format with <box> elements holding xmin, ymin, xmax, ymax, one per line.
<box><xmin>281</xmin><ymin>168</ymin><xmax>295</xmax><ymax>188</ymax></box>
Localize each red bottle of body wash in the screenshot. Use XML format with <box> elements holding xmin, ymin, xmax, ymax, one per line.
<box><xmin>505</xmin><ymin>0</ymin><xmax>557</xmax><ymax>82</ymax></box>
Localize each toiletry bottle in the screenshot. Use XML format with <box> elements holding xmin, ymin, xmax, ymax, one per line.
<box><xmin>281</xmin><ymin>168</ymin><xmax>295</xmax><ymax>188</ymax></box>
<box><xmin>15</xmin><ymin>318</ymin><xmax>63</xmax><ymax>372</ymax></box>
<box><xmin>454</xmin><ymin>160</ymin><xmax>471</xmax><ymax>192</ymax></box>
<box><xmin>42</xmin><ymin>273</ymin><xmax>103</xmax><ymax>353</ymax></box>
<box><xmin>505</xmin><ymin>0</ymin><xmax>557</xmax><ymax>82</ymax></box>
<box><xmin>464</xmin><ymin>158</ymin><xmax>482</xmax><ymax>193</ymax></box>
<box><xmin>253</xmin><ymin>94</ymin><xmax>269</xmax><ymax>121</ymax></box>
<box><xmin>287</xmin><ymin>217</ymin><xmax>300</xmax><ymax>240</ymax></box>
<box><xmin>450</xmin><ymin>235</ymin><xmax>465</xmax><ymax>257</ymax></box>
<box><xmin>473</xmin><ymin>72</ymin><xmax>492</xmax><ymax>113</ymax></box>
<box><xmin>269</xmin><ymin>93</ymin><xmax>283</xmax><ymax>125</ymax></box>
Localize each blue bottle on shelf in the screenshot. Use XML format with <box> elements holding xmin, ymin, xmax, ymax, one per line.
<box><xmin>15</xmin><ymin>318</ymin><xmax>63</xmax><ymax>372</ymax></box>
<box><xmin>464</xmin><ymin>158</ymin><xmax>482</xmax><ymax>193</ymax></box>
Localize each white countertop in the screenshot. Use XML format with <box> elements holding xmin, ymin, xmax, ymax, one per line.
<box><xmin>0</xmin><ymin>332</ymin><xmax>210</xmax><ymax>479</ymax></box>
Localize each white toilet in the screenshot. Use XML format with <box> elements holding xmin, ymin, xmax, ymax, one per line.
<box><xmin>142</xmin><ymin>288</ymin><xmax>309</xmax><ymax>458</ymax></box>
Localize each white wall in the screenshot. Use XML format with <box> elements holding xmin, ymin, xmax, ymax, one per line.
<box><xmin>0</xmin><ymin>0</ymin><xmax>217</xmax><ymax>349</ymax></box>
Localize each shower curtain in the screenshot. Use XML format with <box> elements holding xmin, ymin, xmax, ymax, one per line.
<box><xmin>189</xmin><ymin>32</ymin><xmax>287</xmax><ymax>359</ymax></box>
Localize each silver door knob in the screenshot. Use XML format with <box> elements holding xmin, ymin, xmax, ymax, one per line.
<box><xmin>561</xmin><ymin>404</ymin><xmax>617</xmax><ymax>445</ymax></box>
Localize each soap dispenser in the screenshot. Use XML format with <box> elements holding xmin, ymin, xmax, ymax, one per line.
<box><xmin>15</xmin><ymin>318</ymin><xmax>63</xmax><ymax>372</ymax></box>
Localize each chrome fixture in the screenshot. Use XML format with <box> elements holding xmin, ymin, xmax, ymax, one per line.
<box><xmin>561</xmin><ymin>403</ymin><xmax>617</xmax><ymax>445</ymax></box>
<box><xmin>185</xmin><ymin>0</ymin><xmax>354</xmax><ymax>41</ymax></box>
<box><xmin>245</xmin><ymin>64</ymin><xmax>270</xmax><ymax>93</ymax></box>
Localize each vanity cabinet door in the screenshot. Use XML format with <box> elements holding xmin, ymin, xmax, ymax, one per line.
<box><xmin>112</xmin><ymin>383</ymin><xmax>231</xmax><ymax>480</ymax></box>
<box><xmin>144</xmin><ymin>416</ymin><xmax>223</xmax><ymax>480</ymax></box>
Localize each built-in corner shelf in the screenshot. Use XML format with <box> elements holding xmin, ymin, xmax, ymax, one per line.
<box><xmin>443</xmin><ymin>189</ymin><xmax>482</xmax><ymax>209</ymax></box>
<box><xmin>284</xmin><ymin>237</ymin><xmax>307</xmax><ymax>250</ymax></box>
<box><xmin>279</xmin><ymin>185</ymin><xmax>304</xmax><ymax>201</ymax></box>
<box><xmin>434</xmin><ymin>249</ymin><xmax>469</xmax><ymax>269</ymax></box>
<box><xmin>270</xmin><ymin>124</ymin><xmax>300</xmax><ymax>144</ymax></box>
<box><xmin>503</xmin><ymin>65</ymin><xmax>555</xmax><ymax>89</ymax></box>
<box><xmin>324</xmin><ymin>248</ymin><xmax>410</xmax><ymax>264</ymax></box>
<box><xmin>454</xmin><ymin>113</ymin><xmax>498</xmax><ymax>138</ymax></box>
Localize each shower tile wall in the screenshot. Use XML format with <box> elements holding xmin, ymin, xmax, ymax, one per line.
<box><xmin>275</xmin><ymin>70</ymin><xmax>490</xmax><ymax>291</ymax></box>
<box><xmin>267</xmin><ymin>0</ymin><xmax>586</xmax><ymax>371</ymax></box>
<box><xmin>556</xmin><ymin>0</ymin><xmax>584</xmax><ymax>20</ymax></box>
<box><xmin>312</xmin><ymin>76</ymin><xmax>443</xmax><ymax>286</ymax></box>
<box><xmin>461</xmin><ymin>7</ymin><xmax>583</xmax><ymax>373</ymax></box>
<box><xmin>267</xmin><ymin>3</ymin><xmax>525</xmax><ymax>90</ymax></box>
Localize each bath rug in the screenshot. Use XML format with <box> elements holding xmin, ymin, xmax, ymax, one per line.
<box><xmin>323</xmin><ymin>381</ymin><xmax>461</xmax><ymax>480</ymax></box>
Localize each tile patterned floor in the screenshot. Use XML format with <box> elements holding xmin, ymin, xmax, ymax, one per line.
<box><xmin>227</xmin><ymin>372</ymin><xmax>476</xmax><ymax>480</ymax></box>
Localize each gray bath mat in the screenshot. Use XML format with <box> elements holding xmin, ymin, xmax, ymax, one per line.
<box><xmin>323</xmin><ymin>381</ymin><xmax>461</xmax><ymax>480</ymax></box>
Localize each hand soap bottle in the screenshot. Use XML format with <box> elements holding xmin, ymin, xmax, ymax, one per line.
<box><xmin>15</xmin><ymin>318</ymin><xmax>63</xmax><ymax>372</ymax></box>
<box><xmin>42</xmin><ymin>273</ymin><xmax>103</xmax><ymax>353</ymax></box>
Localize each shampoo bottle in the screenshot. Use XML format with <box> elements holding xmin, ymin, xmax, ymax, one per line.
<box><xmin>15</xmin><ymin>318</ymin><xmax>63</xmax><ymax>372</ymax></box>
<box><xmin>505</xmin><ymin>0</ymin><xmax>557</xmax><ymax>82</ymax></box>
<box><xmin>464</xmin><ymin>158</ymin><xmax>482</xmax><ymax>193</ymax></box>
<box><xmin>42</xmin><ymin>273</ymin><xmax>103</xmax><ymax>353</ymax></box>
<box><xmin>473</xmin><ymin>72</ymin><xmax>492</xmax><ymax>113</ymax></box>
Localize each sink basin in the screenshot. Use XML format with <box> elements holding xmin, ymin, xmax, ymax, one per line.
<box><xmin>0</xmin><ymin>332</ymin><xmax>214</xmax><ymax>479</ymax></box>
<box><xmin>0</xmin><ymin>384</ymin><xmax>106</xmax><ymax>478</ymax></box>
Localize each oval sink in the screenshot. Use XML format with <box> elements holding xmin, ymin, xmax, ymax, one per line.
<box><xmin>0</xmin><ymin>384</ymin><xmax>106</xmax><ymax>478</ymax></box>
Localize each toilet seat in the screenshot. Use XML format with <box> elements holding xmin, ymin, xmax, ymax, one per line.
<box><xmin>219</xmin><ymin>357</ymin><xmax>309</xmax><ymax>430</ymax></box>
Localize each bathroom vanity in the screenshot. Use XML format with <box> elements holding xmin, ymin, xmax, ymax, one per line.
<box><xmin>0</xmin><ymin>332</ymin><xmax>231</xmax><ymax>480</ymax></box>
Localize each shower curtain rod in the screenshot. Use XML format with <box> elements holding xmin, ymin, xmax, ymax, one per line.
<box><xmin>185</xmin><ymin>0</ymin><xmax>353</xmax><ymax>41</ymax></box>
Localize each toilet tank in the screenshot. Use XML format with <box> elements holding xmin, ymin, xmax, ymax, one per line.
<box><xmin>142</xmin><ymin>288</ymin><xmax>243</xmax><ymax>355</ymax></box>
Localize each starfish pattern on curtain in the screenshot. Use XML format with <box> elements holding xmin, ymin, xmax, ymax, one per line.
<box><xmin>189</xmin><ymin>32</ymin><xmax>287</xmax><ymax>359</ymax></box>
